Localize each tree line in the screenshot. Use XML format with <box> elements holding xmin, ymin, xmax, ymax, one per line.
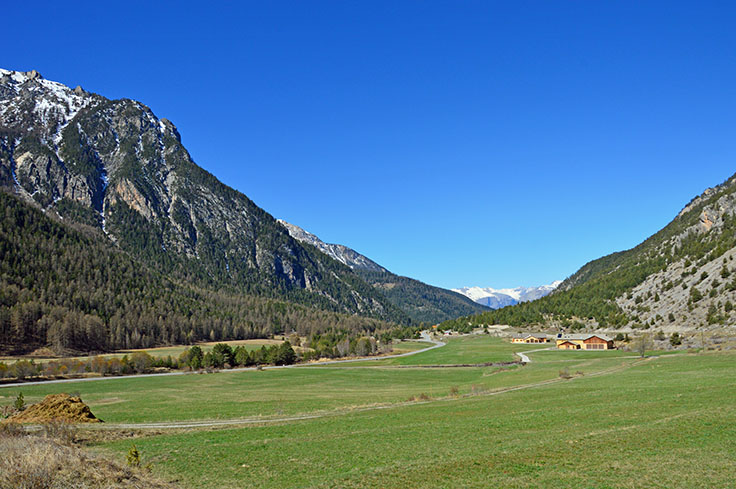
<box><xmin>0</xmin><ymin>330</ymin><xmax>415</xmax><ymax>381</ymax></box>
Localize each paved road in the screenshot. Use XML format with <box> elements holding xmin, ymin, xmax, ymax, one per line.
<box><xmin>0</xmin><ymin>332</ymin><xmax>446</xmax><ymax>389</ymax></box>
<box><xmin>515</xmin><ymin>346</ymin><xmax>556</xmax><ymax>363</ymax></box>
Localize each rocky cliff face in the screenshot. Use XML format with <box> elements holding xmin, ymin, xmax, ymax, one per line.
<box><xmin>0</xmin><ymin>69</ymin><xmax>408</xmax><ymax>323</ymax></box>
<box><xmin>613</xmin><ymin>176</ymin><xmax>736</xmax><ymax>331</ymax></box>
<box><xmin>551</xmin><ymin>174</ymin><xmax>736</xmax><ymax>331</ymax></box>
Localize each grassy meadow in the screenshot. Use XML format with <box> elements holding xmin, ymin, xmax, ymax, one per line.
<box><xmin>98</xmin><ymin>351</ymin><xmax>736</xmax><ymax>489</ymax></box>
<box><xmin>2</xmin><ymin>336</ymin><xmax>625</xmax><ymax>423</ymax></box>
<box><xmin>3</xmin><ymin>334</ymin><xmax>734</xmax><ymax>488</ymax></box>
<box><xmin>346</xmin><ymin>334</ymin><xmax>550</xmax><ymax>366</ymax></box>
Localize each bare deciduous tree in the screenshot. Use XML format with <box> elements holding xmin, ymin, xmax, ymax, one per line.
<box><xmin>635</xmin><ymin>334</ymin><xmax>653</xmax><ymax>357</ymax></box>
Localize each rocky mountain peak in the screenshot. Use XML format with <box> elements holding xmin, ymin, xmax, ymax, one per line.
<box><xmin>277</xmin><ymin>220</ymin><xmax>387</xmax><ymax>272</ymax></box>
<box><xmin>0</xmin><ymin>69</ymin><xmax>409</xmax><ymax>324</ymax></box>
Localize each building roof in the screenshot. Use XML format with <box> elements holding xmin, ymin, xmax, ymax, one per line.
<box><xmin>558</xmin><ymin>334</ymin><xmax>613</xmax><ymax>342</ymax></box>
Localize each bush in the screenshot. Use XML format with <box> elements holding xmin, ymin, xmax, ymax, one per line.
<box><xmin>689</xmin><ymin>287</ymin><xmax>703</xmax><ymax>303</ymax></box>
<box><xmin>14</xmin><ymin>393</ymin><xmax>25</xmax><ymax>412</ymax></box>
<box><xmin>129</xmin><ymin>352</ymin><xmax>154</xmax><ymax>373</ymax></box>
<box><xmin>183</xmin><ymin>346</ymin><xmax>203</xmax><ymax>370</ymax></box>
<box><xmin>126</xmin><ymin>444</ymin><xmax>141</xmax><ymax>467</ymax></box>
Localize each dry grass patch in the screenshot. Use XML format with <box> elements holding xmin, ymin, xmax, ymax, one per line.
<box><xmin>0</xmin><ymin>430</ymin><xmax>179</xmax><ymax>489</ymax></box>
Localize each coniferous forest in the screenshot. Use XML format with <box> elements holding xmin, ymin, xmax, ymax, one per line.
<box><xmin>0</xmin><ymin>192</ymin><xmax>414</xmax><ymax>355</ymax></box>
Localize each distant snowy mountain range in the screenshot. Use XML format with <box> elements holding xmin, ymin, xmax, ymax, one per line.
<box><xmin>452</xmin><ymin>281</ymin><xmax>562</xmax><ymax>309</ymax></box>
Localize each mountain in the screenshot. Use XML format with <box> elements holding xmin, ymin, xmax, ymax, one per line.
<box><xmin>277</xmin><ymin>220</ymin><xmax>386</xmax><ymax>272</ymax></box>
<box><xmin>452</xmin><ymin>282</ymin><xmax>562</xmax><ymax>309</ymax></box>
<box><xmin>0</xmin><ymin>68</ymin><xmax>416</xmax><ymax>353</ymax></box>
<box><xmin>278</xmin><ymin>220</ymin><xmax>489</xmax><ymax>324</ymax></box>
<box><xmin>441</xmin><ymin>173</ymin><xmax>736</xmax><ymax>332</ymax></box>
<box><xmin>0</xmin><ymin>191</ymin><xmax>406</xmax><ymax>355</ymax></box>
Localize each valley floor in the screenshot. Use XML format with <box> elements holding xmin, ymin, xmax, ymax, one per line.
<box><xmin>3</xmin><ymin>335</ymin><xmax>735</xmax><ymax>488</ymax></box>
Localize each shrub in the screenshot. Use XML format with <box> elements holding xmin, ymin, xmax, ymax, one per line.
<box><xmin>14</xmin><ymin>392</ymin><xmax>26</xmax><ymax>412</ymax></box>
<box><xmin>129</xmin><ymin>352</ymin><xmax>154</xmax><ymax>373</ymax></box>
<box><xmin>689</xmin><ymin>287</ymin><xmax>703</xmax><ymax>303</ymax></box>
<box><xmin>126</xmin><ymin>444</ymin><xmax>141</xmax><ymax>467</ymax></box>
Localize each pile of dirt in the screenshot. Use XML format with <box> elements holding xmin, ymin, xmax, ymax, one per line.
<box><xmin>7</xmin><ymin>393</ymin><xmax>102</xmax><ymax>423</ymax></box>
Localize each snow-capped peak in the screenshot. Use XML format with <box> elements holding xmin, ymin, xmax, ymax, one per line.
<box><xmin>452</xmin><ymin>281</ymin><xmax>561</xmax><ymax>309</ymax></box>
<box><xmin>277</xmin><ymin>219</ymin><xmax>387</xmax><ymax>273</ymax></box>
<box><xmin>0</xmin><ymin>69</ymin><xmax>94</xmax><ymax>146</ymax></box>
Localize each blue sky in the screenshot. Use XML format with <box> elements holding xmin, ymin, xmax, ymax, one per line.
<box><xmin>5</xmin><ymin>1</ymin><xmax>736</xmax><ymax>289</ymax></box>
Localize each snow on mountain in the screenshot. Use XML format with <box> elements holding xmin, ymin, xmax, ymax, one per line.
<box><xmin>277</xmin><ymin>220</ymin><xmax>387</xmax><ymax>272</ymax></box>
<box><xmin>452</xmin><ymin>281</ymin><xmax>562</xmax><ymax>309</ymax></box>
<box><xmin>0</xmin><ymin>68</ymin><xmax>409</xmax><ymax>323</ymax></box>
<box><xmin>0</xmin><ymin>69</ymin><xmax>93</xmax><ymax>148</ymax></box>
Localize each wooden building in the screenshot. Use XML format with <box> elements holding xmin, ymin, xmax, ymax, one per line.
<box><xmin>555</xmin><ymin>334</ymin><xmax>614</xmax><ymax>350</ymax></box>
<box><xmin>511</xmin><ymin>333</ymin><xmax>551</xmax><ymax>344</ymax></box>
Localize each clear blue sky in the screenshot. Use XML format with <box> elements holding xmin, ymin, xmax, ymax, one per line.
<box><xmin>5</xmin><ymin>1</ymin><xmax>736</xmax><ymax>289</ymax></box>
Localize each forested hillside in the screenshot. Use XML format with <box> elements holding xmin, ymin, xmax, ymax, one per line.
<box><xmin>0</xmin><ymin>69</ymin><xmax>409</xmax><ymax>327</ymax></box>
<box><xmin>0</xmin><ymin>189</ymin><xmax>412</xmax><ymax>355</ymax></box>
<box><xmin>356</xmin><ymin>270</ymin><xmax>489</xmax><ymax>324</ymax></box>
<box><xmin>442</xmin><ymin>173</ymin><xmax>736</xmax><ymax>332</ymax></box>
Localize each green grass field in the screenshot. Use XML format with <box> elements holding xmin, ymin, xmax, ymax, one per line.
<box><xmin>4</xmin><ymin>334</ymin><xmax>734</xmax><ymax>488</ymax></box>
<box><xmin>98</xmin><ymin>351</ymin><xmax>736</xmax><ymax>489</ymax></box>
<box><xmin>2</xmin><ymin>336</ymin><xmax>625</xmax><ymax>423</ymax></box>
<box><xmin>346</xmin><ymin>334</ymin><xmax>549</xmax><ymax>366</ymax></box>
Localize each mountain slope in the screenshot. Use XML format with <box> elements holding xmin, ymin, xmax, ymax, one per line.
<box><xmin>277</xmin><ymin>220</ymin><xmax>386</xmax><ymax>272</ymax></box>
<box><xmin>452</xmin><ymin>282</ymin><xmax>562</xmax><ymax>309</ymax></box>
<box><xmin>441</xmin><ymin>173</ymin><xmax>736</xmax><ymax>332</ymax></box>
<box><xmin>0</xmin><ymin>191</ymin><xmax>403</xmax><ymax>355</ymax></box>
<box><xmin>278</xmin><ymin>220</ymin><xmax>489</xmax><ymax>324</ymax></box>
<box><xmin>0</xmin><ymin>69</ymin><xmax>409</xmax><ymax>325</ymax></box>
